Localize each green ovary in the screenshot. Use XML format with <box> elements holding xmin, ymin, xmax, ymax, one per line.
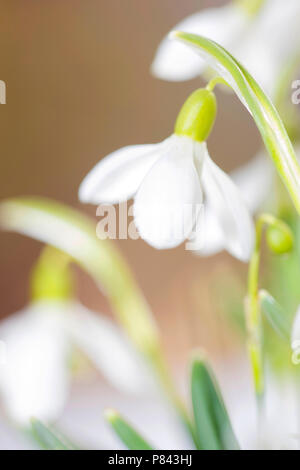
<box><xmin>175</xmin><ymin>88</ymin><xmax>217</xmax><ymax>143</ymax></box>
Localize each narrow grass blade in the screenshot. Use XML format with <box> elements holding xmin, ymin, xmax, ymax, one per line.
<box><xmin>259</xmin><ymin>289</ymin><xmax>291</xmax><ymax>342</ymax></box>
<box><xmin>191</xmin><ymin>355</ymin><xmax>239</xmax><ymax>450</ymax></box>
<box><xmin>30</xmin><ymin>419</ymin><xmax>74</xmax><ymax>450</ymax></box>
<box><xmin>105</xmin><ymin>409</ymin><xmax>153</xmax><ymax>450</ymax></box>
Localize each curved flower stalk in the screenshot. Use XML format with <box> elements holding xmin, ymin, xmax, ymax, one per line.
<box><xmin>152</xmin><ymin>0</ymin><xmax>300</xmax><ymax>96</ymax></box>
<box><xmin>0</xmin><ymin>198</ymin><xmax>196</xmax><ymax>443</ymax></box>
<box><xmin>0</xmin><ymin>247</ymin><xmax>157</xmax><ymax>425</ymax></box>
<box><xmin>80</xmin><ymin>87</ymin><xmax>254</xmax><ymax>261</ymax></box>
<box><xmin>170</xmin><ymin>32</ymin><xmax>300</xmax><ymax>218</ymax></box>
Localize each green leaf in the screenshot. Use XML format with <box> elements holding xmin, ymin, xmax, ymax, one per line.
<box><xmin>30</xmin><ymin>419</ymin><xmax>74</xmax><ymax>450</ymax></box>
<box><xmin>191</xmin><ymin>355</ymin><xmax>239</xmax><ymax>450</ymax></box>
<box><xmin>105</xmin><ymin>409</ymin><xmax>153</xmax><ymax>450</ymax></box>
<box><xmin>259</xmin><ymin>290</ymin><xmax>291</xmax><ymax>342</ymax></box>
<box><xmin>172</xmin><ymin>32</ymin><xmax>300</xmax><ymax>215</ymax></box>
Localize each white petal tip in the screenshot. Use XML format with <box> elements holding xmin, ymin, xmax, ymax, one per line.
<box><xmin>150</xmin><ymin>61</ymin><xmax>191</xmax><ymax>82</ymax></box>
<box><xmin>78</xmin><ymin>184</ymin><xmax>88</xmax><ymax>203</ymax></box>
<box><xmin>236</xmin><ymin>253</ymin><xmax>251</xmax><ymax>263</ymax></box>
<box><xmin>78</xmin><ymin>182</ymin><xmax>94</xmax><ymax>205</ymax></box>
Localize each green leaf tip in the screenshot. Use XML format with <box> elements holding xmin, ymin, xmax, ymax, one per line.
<box><xmin>30</xmin><ymin>418</ymin><xmax>74</xmax><ymax>450</ymax></box>
<box><xmin>104</xmin><ymin>408</ymin><xmax>119</xmax><ymax>423</ymax></box>
<box><xmin>168</xmin><ymin>30</ymin><xmax>180</xmax><ymax>40</ymax></box>
<box><xmin>191</xmin><ymin>355</ymin><xmax>239</xmax><ymax>451</ymax></box>
<box><xmin>105</xmin><ymin>408</ymin><xmax>153</xmax><ymax>450</ymax></box>
<box><xmin>259</xmin><ymin>289</ymin><xmax>291</xmax><ymax>342</ymax></box>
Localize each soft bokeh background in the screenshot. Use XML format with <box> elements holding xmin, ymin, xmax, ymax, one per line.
<box><xmin>0</xmin><ymin>0</ymin><xmax>265</xmax><ymax>449</ymax></box>
<box><xmin>0</xmin><ymin>0</ymin><xmax>260</xmax><ymax>361</ymax></box>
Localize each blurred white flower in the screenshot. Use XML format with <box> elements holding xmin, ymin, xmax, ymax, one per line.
<box><xmin>152</xmin><ymin>0</ymin><xmax>300</xmax><ymax>95</ymax></box>
<box><xmin>152</xmin><ymin>3</ymin><xmax>247</xmax><ymax>82</ymax></box>
<box><xmin>79</xmin><ymin>133</ymin><xmax>254</xmax><ymax>260</ymax></box>
<box><xmin>0</xmin><ymin>300</ymin><xmax>156</xmax><ymax>425</ymax></box>
<box><xmin>291</xmin><ymin>306</ymin><xmax>300</xmax><ymax>363</ymax></box>
<box><xmin>231</xmin><ymin>369</ymin><xmax>300</xmax><ymax>450</ymax></box>
<box><xmin>0</xmin><ymin>301</ymin><xmax>69</xmax><ymax>426</ymax></box>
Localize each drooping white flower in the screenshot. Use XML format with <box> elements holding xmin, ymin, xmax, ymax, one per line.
<box><xmin>151</xmin><ymin>0</ymin><xmax>300</xmax><ymax>96</ymax></box>
<box><xmin>0</xmin><ymin>300</ymin><xmax>156</xmax><ymax>425</ymax></box>
<box><xmin>79</xmin><ymin>88</ymin><xmax>254</xmax><ymax>261</ymax></box>
<box><xmin>0</xmin><ymin>301</ymin><xmax>69</xmax><ymax>425</ymax></box>
<box><xmin>151</xmin><ymin>3</ymin><xmax>248</xmax><ymax>82</ymax></box>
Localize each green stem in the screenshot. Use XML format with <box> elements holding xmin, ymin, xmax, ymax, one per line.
<box><xmin>246</xmin><ymin>214</ymin><xmax>279</xmax><ymax>399</ymax></box>
<box><xmin>247</xmin><ymin>217</ymin><xmax>264</xmax><ymax>400</ymax></box>
<box><xmin>206</xmin><ymin>76</ymin><xmax>229</xmax><ymax>92</ymax></box>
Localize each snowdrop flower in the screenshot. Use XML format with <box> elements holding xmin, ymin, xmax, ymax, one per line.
<box><xmin>0</xmin><ymin>252</ymin><xmax>156</xmax><ymax>425</ymax></box>
<box><xmin>0</xmin><ymin>301</ymin><xmax>156</xmax><ymax>426</ymax></box>
<box><xmin>0</xmin><ymin>301</ymin><xmax>69</xmax><ymax>426</ymax></box>
<box><xmin>79</xmin><ymin>88</ymin><xmax>254</xmax><ymax>261</ymax></box>
<box><xmin>152</xmin><ymin>0</ymin><xmax>300</xmax><ymax>96</ymax></box>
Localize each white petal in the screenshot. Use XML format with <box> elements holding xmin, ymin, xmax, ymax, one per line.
<box><xmin>233</xmin><ymin>0</ymin><xmax>300</xmax><ymax>96</ymax></box>
<box><xmin>79</xmin><ymin>141</ymin><xmax>168</xmax><ymax>204</ymax></box>
<box><xmin>134</xmin><ymin>135</ymin><xmax>203</xmax><ymax>249</ymax></box>
<box><xmin>0</xmin><ymin>302</ymin><xmax>70</xmax><ymax>425</ymax></box>
<box><xmin>189</xmin><ymin>206</ymin><xmax>225</xmax><ymax>256</ymax></box>
<box><xmin>65</xmin><ymin>304</ymin><xmax>158</xmax><ymax>395</ymax></box>
<box><xmin>235</xmin><ymin>37</ymin><xmax>278</xmax><ymax>95</ymax></box>
<box><xmin>151</xmin><ymin>4</ymin><xmax>247</xmax><ymax>82</ymax></box>
<box><xmin>291</xmin><ymin>306</ymin><xmax>300</xmax><ymax>346</ymax></box>
<box><xmin>201</xmin><ymin>150</ymin><xmax>254</xmax><ymax>261</ymax></box>
<box><xmin>253</xmin><ymin>0</ymin><xmax>300</xmax><ymax>63</ymax></box>
<box><xmin>190</xmin><ymin>153</ymin><xmax>269</xmax><ymax>257</ymax></box>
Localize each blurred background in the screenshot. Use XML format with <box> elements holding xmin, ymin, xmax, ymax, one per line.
<box><xmin>0</xmin><ymin>0</ymin><xmax>267</xmax><ymax>449</ymax></box>
<box><xmin>0</xmin><ymin>0</ymin><xmax>259</xmax><ymax>361</ymax></box>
